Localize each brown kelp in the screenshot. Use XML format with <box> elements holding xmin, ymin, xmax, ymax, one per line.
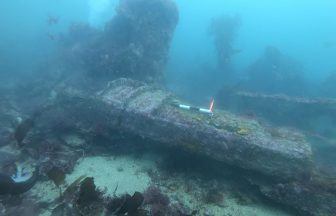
<box><xmin>209</xmin><ymin>14</ymin><xmax>241</xmax><ymax>81</ymax></box>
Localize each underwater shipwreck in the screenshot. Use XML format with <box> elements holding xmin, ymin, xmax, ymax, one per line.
<box><xmin>0</xmin><ymin>0</ymin><xmax>335</xmax><ymax>216</ymax></box>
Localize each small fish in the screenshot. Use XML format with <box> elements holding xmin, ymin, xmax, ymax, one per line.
<box><xmin>47</xmin><ymin>32</ymin><xmax>57</xmax><ymax>41</ymax></box>
<box><xmin>47</xmin><ymin>15</ymin><xmax>59</xmax><ymax>26</ymax></box>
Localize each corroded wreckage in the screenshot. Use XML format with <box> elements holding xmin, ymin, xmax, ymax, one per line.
<box><xmin>24</xmin><ymin>78</ymin><xmax>335</xmax><ymax>216</ymax></box>
<box><xmin>216</xmin><ymin>89</ymin><xmax>336</xmax><ymax>138</ymax></box>
<box><xmin>1</xmin><ymin>0</ymin><xmax>333</xmax><ymax>214</ymax></box>
<box><xmin>34</xmin><ymin>78</ymin><xmax>313</xmax><ymax>181</ymax></box>
<box><xmin>59</xmin><ymin>0</ymin><xmax>179</xmax><ymax>82</ymax></box>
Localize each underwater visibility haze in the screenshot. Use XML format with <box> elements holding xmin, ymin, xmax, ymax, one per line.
<box><xmin>0</xmin><ymin>0</ymin><xmax>335</xmax><ymax>215</ymax></box>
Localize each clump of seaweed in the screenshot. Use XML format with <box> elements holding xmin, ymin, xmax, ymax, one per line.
<box><xmin>37</xmin><ymin>138</ymin><xmax>80</xmax><ymax>182</ymax></box>
<box><xmin>143</xmin><ymin>185</ymin><xmax>170</xmax><ymax>215</ymax></box>
<box><xmin>106</xmin><ymin>192</ymin><xmax>145</xmax><ymax>215</ymax></box>
<box><xmin>209</xmin><ymin>14</ymin><xmax>241</xmax><ymax>80</ymax></box>
<box><xmin>47</xmin><ymin>167</ymin><xmax>65</xmax><ymax>187</ymax></box>
<box><xmin>51</xmin><ymin>176</ymin><xmax>104</xmax><ymax>216</ymax></box>
<box><xmin>75</xmin><ymin>177</ymin><xmax>104</xmax><ymax>215</ymax></box>
<box><xmin>77</xmin><ymin>177</ymin><xmax>100</xmax><ymax>205</ymax></box>
<box><xmin>47</xmin><ymin>166</ymin><xmax>66</xmax><ymax>198</ymax></box>
<box><xmin>143</xmin><ymin>185</ymin><xmax>170</xmax><ymax>206</ymax></box>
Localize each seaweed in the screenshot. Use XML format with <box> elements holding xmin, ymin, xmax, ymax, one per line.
<box><xmin>209</xmin><ymin>14</ymin><xmax>241</xmax><ymax>80</ymax></box>
<box><xmin>106</xmin><ymin>195</ymin><xmax>127</xmax><ymax>213</ymax></box>
<box><xmin>106</xmin><ymin>192</ymin><xmax>146</xmax><ymax>215</ymax></box>
<box><xmin>76</xmin><ymin>177</ymin><xmax>101</xmax><ymax>206</ymax></box>
<box><xmin>116</xmin><ymin>192</ymin><xmax>144</xmax><ymax>214</ymax></box>
<box><xmin>51</xmin><ymin>175</ymin><xmax>86</xmax><ymax>215</ymax></box>
<box><xmin>62</xmin><ymin>175</ymin><xmax>86</xmax><ymax>200</ymax></box>
<box><xmin>51</xmin><ymin>176</ymin><xmax>104</xmax><ymax>215</ymax></box>
<box><xmin>143</xmin><ymin>185</ymin><xmax>170</xmax><ymax>206</ymax></box>
<box><xmin>75</xmin><ymin>177</ymin><xmax>105</xmax><ymax>215</ymax></box>
<box><xmin>47</xmin><ymin>167</ymin><xmax>65</xmax><ymax>187</ymax></box>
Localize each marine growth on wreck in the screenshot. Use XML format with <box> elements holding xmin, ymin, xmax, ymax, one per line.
<box><xmin>0</xmin><ymin>0</ymin><xmax>335</xmax><ymax>216</ymax></box>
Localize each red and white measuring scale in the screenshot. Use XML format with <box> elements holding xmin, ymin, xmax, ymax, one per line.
<box><xmin>177</xmin><ymin>98</ymin><xmax>215</xmax><ymax>115</ymax></box>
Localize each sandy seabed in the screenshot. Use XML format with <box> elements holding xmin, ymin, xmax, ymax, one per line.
<box><xmin>30</xmin><ymin>154</ymin><xmax>292</xmax><ymax>216</ymax></box>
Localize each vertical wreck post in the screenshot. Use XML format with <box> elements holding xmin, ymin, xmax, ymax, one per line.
<box><xmin>94</xmin><ymin>0</ymin><xmax>179</xmax><ymax>82</ymax></box>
